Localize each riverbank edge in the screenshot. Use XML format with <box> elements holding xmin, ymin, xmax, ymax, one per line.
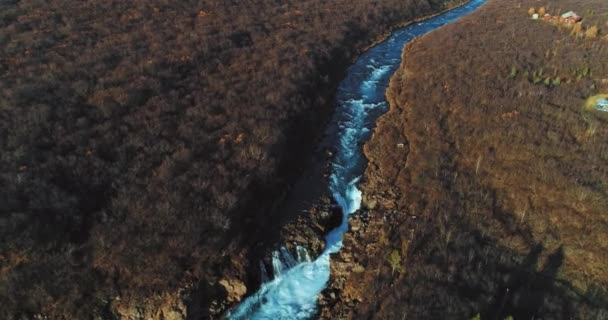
<box><xmin>360</xmin><ymin>0</ymin><xmax>489</xmax><ymax>168</ymax></box>
<box><xmin>317</xmin><ymin>0</ymin><xmax>497</xmax><ymax>317</ymax></box>
<box><xmin>252</xmin><ymin>0</ymin><xmax>476</xmax><ymax>263</ymax></box>
<box><xmin>211</xmin><ymin>0</ymin><xmax>475</xmax><ymax>318</ymax></box>
<box><xmin>275</xmin><ymin>0</ymin><xmax>478</xmax><ymax>259</ymax></box>
<box><xmin>105</xmin><ymin>2</ymin><xmax>471</xmax><ymax>318</ymax></box>
<box><xmin>269</xmin><ymin>0</ymin><xmax>481</xmax><ymax>316</ymax></box>
<box><xmin>360</xmin><ymin>0</ymin><xmax>473</xmax><ymax>54</ymax></box>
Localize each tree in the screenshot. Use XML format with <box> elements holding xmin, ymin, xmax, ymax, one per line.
<box><xmin>528</xmin><ymin>7</ymin><xmax>536</xmax><ymax>16</ymax></box>
<box><xmin>552</xmin><ymin>77</ymin><xmax>561</xmax><ymax>86</ymax></box>
<box><xmin>388</xmin><ymin>249</ymin><xmax>401</xmax><ymax>274</ymax></box>
<box><xmin>509</xmin><ymin>66</ymin><xmax>518</xmax><ymax>79</ymax></box>
<box><xmin>538</xmin><ymin>7</ymin><xmax>546</xmax><ymax>16</ymax></box>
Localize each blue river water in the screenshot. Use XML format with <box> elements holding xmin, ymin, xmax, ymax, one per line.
<box><xmin>227</xmin><ymin>0</ymin><xmax>487</xmax><ymax>318</ymax></box>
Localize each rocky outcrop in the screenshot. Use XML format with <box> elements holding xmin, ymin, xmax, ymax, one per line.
<box><xmin>111</xmin><ymin>294</ymin><xmax>187</xmax><ymax>320</ymax></box>
<box><xmin>219</xmin><ymin>279</ymin><xmax>247</xmax><ymax>303</ymax></box>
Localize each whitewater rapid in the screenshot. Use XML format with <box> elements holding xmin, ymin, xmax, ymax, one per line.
<box><xmin>227</xmin><ymin>0</ymin><xmax>488</xmax><ymax>318</ymax></box>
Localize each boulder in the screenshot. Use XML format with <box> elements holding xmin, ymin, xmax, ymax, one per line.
<box><xmin>350</xmin><ymin>219</ymin><xmax>362</xmax><ymax>232</ymax></box>
<box><xmin>219</xmin><ymin>279</ymin><xmax>247</xmax><ymax>303</ymax></box>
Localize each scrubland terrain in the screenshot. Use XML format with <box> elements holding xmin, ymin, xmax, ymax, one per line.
<box><xmin>0</xmin><ymin>0</ymin><xmax>464</xmax><ymax>318</ymax></box>
<box><xmin>321</xmin><ymin>0</ymin><xmax>608</xmax><ymax>318</ymax></box>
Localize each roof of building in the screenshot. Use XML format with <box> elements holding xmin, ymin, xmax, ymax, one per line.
<box><xmin>595</xmin><ymin>98</ymin><xmax>608</xmax><ymax>112</ymax></box>
<box><xmin>595</xmin><ymin>105</ymin><xmax>608</xmax><ymax>112</ymax></box>
<box><xmin>561</xmin><ymin>11</ymin><xmax>579</xmax><ymax>18</ymax></box>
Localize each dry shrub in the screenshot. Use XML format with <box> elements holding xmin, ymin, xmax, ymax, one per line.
<box><xmin>572</xmin><ymin>22</ymin><xmax>584</xmax><ymax>37</ymax></box>
<box><xmin>585</xmin><ymin>25</ymin><xmax>599</xmax><ymax>39</ymax></box>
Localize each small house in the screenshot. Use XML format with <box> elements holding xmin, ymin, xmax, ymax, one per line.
<box><xmin>543</xmin><ymin>14</ymin><xmax>553</xmax><ymax>21</ymax></box>
<box><xmin>561</xmin><ymin>11</ymin><xmax>581</xmax><ymax>23</ymax></box>
<box><xmin>532</xmin><ymin>13</ymin><xmax>539</xmax><ymax>20</ymax></box>
<box><xmin>595</xmin><ymin>98</ymin><xmax>608</xmax><ymax>112</ymax></box>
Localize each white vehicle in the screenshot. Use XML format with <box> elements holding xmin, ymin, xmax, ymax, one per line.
<box><xmin>595</xmin><ymin>98</ymin><xmax>608</xmax><ymax>112</ymax></box>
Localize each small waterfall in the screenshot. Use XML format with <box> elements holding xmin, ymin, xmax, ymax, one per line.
<box><xmin>261</xmin><ymin>247</ymin><xmax>311</xmax><ymax>284</ymax></box>
<box><xmin>270</xmin><ymin>247</ymin><xmax>307</xmax><ymax>280</ymax></box>
<box><xmin>280</xmin><ymin>246</ymin><xmax>298</xmax><ymax>269</ymax></box>
<box><xmin>296</xmin><ymin>246</ymin><xmax>311</xmax><ymax>262</ymax></box>
<box><xmin>259</xmin><ymin>260</ymin><xmax>269</xmax><ymax>283</ymax></box>
<box><xmin>271</xmin><ymin>251</ymin><xmax>283</xmax><ymax>278</ymax></box>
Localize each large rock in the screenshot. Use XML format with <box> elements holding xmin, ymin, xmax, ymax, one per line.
<box><xmin>219</xmin><ymin>279</ymin><xmax>247</xmax><ymax>303</ymax></box>
<box><xmin>111</xmin><ymin>293</ymin><xmax>187</xmax><ymax>320</ymax></box>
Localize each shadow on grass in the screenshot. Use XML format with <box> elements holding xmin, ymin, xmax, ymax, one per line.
<box><xmin>488</xmin><ymin>244</ymin><xmax>568</xmax><ymax>319</ymax></box>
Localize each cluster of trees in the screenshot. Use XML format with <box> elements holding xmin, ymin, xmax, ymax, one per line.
<box><xmin>0</xmin><ymin>0</ymin><xmax>458</xmax><ymax>318</ymax></box>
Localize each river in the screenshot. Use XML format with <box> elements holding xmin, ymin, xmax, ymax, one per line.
<box><xmin>227</xmin><ymin>0</ymin><xmax>488</xmax><ymax>318</ymax></box>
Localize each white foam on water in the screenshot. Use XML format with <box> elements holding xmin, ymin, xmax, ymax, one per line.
<box><xmin>361</xmin><ymin>65</ymin><xmax>391</xmax><ymax>97</ymax></box>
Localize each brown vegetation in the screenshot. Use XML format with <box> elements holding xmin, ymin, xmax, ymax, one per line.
<box><xmin>320</xmin><ymin>0</ymin><xmax>608</xmax><ymax>318</ymax></box>
<box><xmin>0</xmin><ymin>0</ymin><xmax>467</xmax><ymax>318</ymax></box>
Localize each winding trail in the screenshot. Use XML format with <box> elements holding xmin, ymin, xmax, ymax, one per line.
<box><xmin>227</xmin><ymin>0</ymin><xmax>488</xmax><ymax>318</ymax></box>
